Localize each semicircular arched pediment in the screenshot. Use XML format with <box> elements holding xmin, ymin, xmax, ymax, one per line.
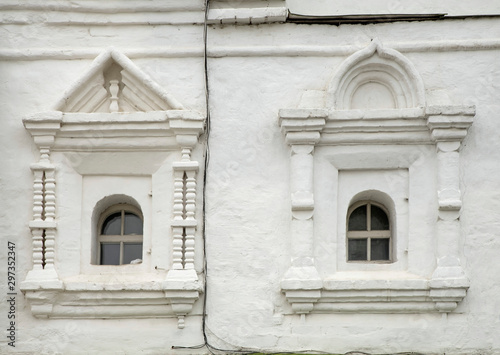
<box><xmin>327</xmin><ymin>39</ymin><xmax>426</xmax><ymax>110</ymax></box>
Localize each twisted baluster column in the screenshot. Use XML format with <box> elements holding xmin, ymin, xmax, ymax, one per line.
<box><xmin>172</xmin><ymin>227</ymin><xmax>184</xmax><ymax>270</ymax></box>
<box><xmin>21</xmin><ymin>112</ymin><xmax>62</xmax><ymax>291</ymax></box>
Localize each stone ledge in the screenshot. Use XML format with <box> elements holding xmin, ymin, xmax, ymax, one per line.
<box><xmin>21</xmin><ymin>272</ymin><xmax>202</xmax><ymax>328</ymax></box>
<box><xmin>282</xmin><ymin>273</ymin><xmax>468</xmax><ymax>314</ymax></box>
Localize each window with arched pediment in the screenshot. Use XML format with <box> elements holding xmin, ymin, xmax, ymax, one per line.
<box><xmin>279</xmin><ymin>40</ymin><xmax>473</xmax><ymax>315</ymax></box>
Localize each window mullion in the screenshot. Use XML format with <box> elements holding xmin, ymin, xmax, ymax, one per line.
<box><xmin>367</xmin><ymin>203</ymin><xmax>371</xmax><ymax>231</ymax></box>
<box><xmin>120</xmin><ymin>210</ymin><xmax>125</xmax><ymax>265</ymax></box>
<box><xmin>119</xmin><ymin>241</ymin><xmax>124</xmax><ymax>265</ymax></box>
<box><xmin>121</xmin><ymin>210</ymin><xmax>125</xmax><ymax>235</ymax></box>
<box><xmin>367</xmin><ymin>237</ymin><xmax>371</xmax><ymax>261</ymax></box>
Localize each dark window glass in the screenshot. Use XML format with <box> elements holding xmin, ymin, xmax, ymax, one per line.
<box><xmin>348</xmin><ymin>239</ymin><xmax>367</xmax><ymax>261</ymax></box>
<box><xmin>371</xmin><ymin>238</ymin><xmax>390</xmax><ymax>260</ymax></box>
<box><xmin>371</xmin><ymin>205</ymin><xmax>389</xmax><ymax>230</ymax></box>
<box><xmin>123</xmin><ymin>243</ymin><xmax>143</xmax><ymax>264</ymax></box>
<box><xmin>124</xmin><ymin>212</ymin><xmax>143</xmax><ymax>235</ymax></box>
<box><xmin>100</xmin><ymin>243</ymin><xmax>120</xmax><ymax>265</ymax></box>
<box><xmin>348</xmin><ymin>205</ymin><xmax>367</xmax><ymax>231</ymax></box>
<box><xmin>102</xmin><ymin>212</ymin><xmax>122</xmax><ymax>235</ymax></box>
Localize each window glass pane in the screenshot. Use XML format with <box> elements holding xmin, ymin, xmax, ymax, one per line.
<box><xmin>100</xmin><ymin>243</ymin><xmax>120</xmax><ymax>265</ymax></box>
<box><xmin>348</xmin><ymin>239</ymin><xmax>367</xmax><ymax>261</ymax></box>
<box><xmin>371</xmin><ymin>238</ymin><xmax>390</xmax><ymax>260</ymax></box>
<box><xmin>348</xmin><ymin>205</ymin><xmax>367</xmax><ymax>231</ymax></box>
<box><xmin>102</xmin><ymin>212</ymin><xmax>122</xmax><ymax>235</ymax></box>
<box><xmin>124</xmin><ymin>212</ymin><xmax>143</xmax><ymax>235</ymax></box>
<box><xmin>371</xmin><ymin>205</ymin><xmax>389</xmax><ymax>230</ymax></box>
<box><xmin>123</xmin><ymin>243</ymin><xmax>143</xmax><ymax>264</ymax></box>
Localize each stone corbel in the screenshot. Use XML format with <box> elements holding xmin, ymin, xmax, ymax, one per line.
<box><xmin>427</xmin><ymin>105</ymin><xmax>474</xmax><ymax>312</ymax></box>
<box><xmin>21</xmin><ymin>112</ymin><xmax>63</xmax><ymax>291</ymax></box>
<box><xmin>279</xmin><ymin>109</ymin><xmax>327</xmax><ymax>315</ymax></box>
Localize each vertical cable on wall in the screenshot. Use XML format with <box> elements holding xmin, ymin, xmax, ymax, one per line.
<box><xmin>201</xmin><ymin>0</ymin><xmax>211</xmax><ymax>349</ymax></box>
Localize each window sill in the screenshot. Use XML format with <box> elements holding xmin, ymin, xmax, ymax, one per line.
<box><xmin>281</xmin><ymin>270</ymin><xmax>468</xmax><ymax>314</ymax></box>
<box><xmin>21</xmin><ymin>269</ymin><xmax>202</xmax><ymax>328</ymax></box>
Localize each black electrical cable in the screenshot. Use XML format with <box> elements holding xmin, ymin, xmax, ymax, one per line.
<box><xmin>201</xmin><ymin>0</ymin><xmax>212</xmax><ymax>352</ymax></box>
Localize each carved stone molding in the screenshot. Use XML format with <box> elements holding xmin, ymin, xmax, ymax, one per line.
<box><xmin>21</xmin><ymin>50</ymin><xmax>205</xmax><ymax>327</ymax></box>
<box><xmin>279</xmin><ymin>41</ymin><xmax>474</xmax><ymax>316</ymax></box>
<box><xmin>328</xmin><ymin>39</ymin><xmax>426</xmax><ymax>110</ymax></box>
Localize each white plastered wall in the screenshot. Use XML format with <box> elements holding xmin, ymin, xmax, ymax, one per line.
<box><xmin>1</xmin><ymin>1</ymin><xmax>500</xmax><ymax>354</ymax></box>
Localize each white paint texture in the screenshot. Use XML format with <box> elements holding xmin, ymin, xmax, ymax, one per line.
<box><xmin>1</xmin><ymin>1</ymin><xmax>500</xmax><ymax>354</ymax></box>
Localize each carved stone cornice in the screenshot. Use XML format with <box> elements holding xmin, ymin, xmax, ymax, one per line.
<box><xmin>427</xmin><ymin>105</ymin><xmax>475</xmax><ymax>143</ymax></box>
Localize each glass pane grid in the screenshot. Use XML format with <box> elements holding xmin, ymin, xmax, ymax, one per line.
<box><xmin>347</xmin><ymin>202</ymin><xmax>391</xmax><ymax>262</ymax></box>
<box><xmin>98</xmin><ymin>208</ymin><xmax>144</xmax><ymax>265</ymax></box>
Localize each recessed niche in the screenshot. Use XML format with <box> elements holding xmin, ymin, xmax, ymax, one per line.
<box><xmin>350</xmin><ymin>81</ymin><xmax>396</xmax><ymax>110</ymax></box>
<box><xmin>328</xmin><ymin>40</ymin><xmax>426</xmax><ymax>110</ymax></box>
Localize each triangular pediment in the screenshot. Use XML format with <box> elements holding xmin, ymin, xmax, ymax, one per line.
<box><xmin>54</xmin><ymin>48</ymin><xmax>184</xmax><ymax>113</ymax></box>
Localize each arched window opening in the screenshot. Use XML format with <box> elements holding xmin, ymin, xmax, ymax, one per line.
<box><xmin>98</xmin><ymin>204</ymin><xmax>143</xmax><ymax>265</ymax></box>
<box><xmin>347</xmin><ymin>201</ymin><xmax>391</xmax><ymax>262</ymax></box>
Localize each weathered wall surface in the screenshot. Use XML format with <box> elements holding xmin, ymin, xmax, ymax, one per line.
<box><xmin>205</xmin><ymin>18</ymin><xmax>500</xmax><ymax>354</ymax></box>
<box><xmin>1</xmin><ymin>1</ymin><xmax>500</xmax><ymax>354</ymax></box>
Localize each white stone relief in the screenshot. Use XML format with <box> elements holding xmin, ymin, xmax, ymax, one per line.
<box><xmin>328</xmin><ymin>39</ymin><xmax>426</xmax><ymax>110</ymax></box>
<box><xmin>54</xmin><ymin>48</ymin><xmax>184</xmax><ymax>114</ymax></box>
<box><xmin>279</xmin><ymin>40</ymin><xmax>474</xmax><ymax>316</ymax></box>
<box><xmin>20</xmin><ymin>49</ymin><xmax>204</xmax><ymax>328</ymax></box>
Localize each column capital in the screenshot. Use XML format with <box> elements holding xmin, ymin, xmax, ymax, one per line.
<box><xmin>279</xmin><ymin>108</ymin><xmax>326</xmax><ymax>146</ymax></box>
<box><xmin>168</xmin><ymin>110</ymin><xmax>205</xmax><ymax>149</ymax></box>
<box><xmin>23</xmin><ymin>111</ymin><xmax>63</xmax><ymax>149</ymax></box>
<box><xmin>427</xmin><ymin>105</ymin><xmax>474</xmax><ymax>144</ymax></box>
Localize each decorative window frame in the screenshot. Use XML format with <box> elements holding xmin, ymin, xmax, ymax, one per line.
<box><xmin>279</xmin><ymin>40</ymin><xmax>474</xmax><ymax>315</ymax></box>
<box><xmin>20</xmin><ymin>49</ymin><xmax>204</xmax><ymax>328</ymax></box>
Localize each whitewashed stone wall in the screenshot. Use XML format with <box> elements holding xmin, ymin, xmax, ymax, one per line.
<box><xmin>1</xmin><ymin>1</ymin><xmax>500</xmax><ymax>354</ymax></box>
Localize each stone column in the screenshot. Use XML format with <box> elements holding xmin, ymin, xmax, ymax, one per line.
<box><xmin>164</xmin><ymin>112</ymin><xmax>204</xmax><ymax>328</ymax></box>
<box><xmin>21</xmin><ymin>112</ymin><xmax>63</xmax><ymax>290</ymax></box>
<box><xmin>279</xmin><ymin>109</ymin><xmax>326</xmax><ymax>315</ymax></box>
<box><xmin>427</xmin><ymin>106</ymin><xmax>474</xmax><ymax>312</ymax></box>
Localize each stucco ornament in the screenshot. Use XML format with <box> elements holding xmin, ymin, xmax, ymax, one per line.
<box><xmin>279</xmin><ymin>40</ymin><xmax>473</xmax><ymax>316</ymax></box>
<box><xmin>21</xmin><ymin>49</ymin><xmax>204</xmax><ymax>328</ymax></box>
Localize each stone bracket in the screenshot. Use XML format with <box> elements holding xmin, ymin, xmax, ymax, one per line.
<box><xmin>282</xmin><ymin>277</ymin><xmax>469</xmax><ymax>314</ymax></box>
<box><xmin>21</xmin><ymin>274</ymin><xmax>202</xmax><ymax>327</ymax></box>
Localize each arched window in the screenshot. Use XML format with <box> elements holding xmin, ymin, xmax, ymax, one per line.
<box><xmin>98</xmin><ymin>204</ymin><xmax>143</xmax><ymax>265</ymax></box>
<box><xmin>347</xmin><ymin>201</ymin><xmax>391</xmax><ymax>262</ymax></box>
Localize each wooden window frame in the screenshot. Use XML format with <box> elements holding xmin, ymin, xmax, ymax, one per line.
<box><xmin>346</xmin><ymin>201</ymin><xmax>392</xmax><ymax>263</ymax></box>
<box><xmin>97</xmin><ymin>204</ymin><xmax>143</xmax><ymax>265</ymax></box>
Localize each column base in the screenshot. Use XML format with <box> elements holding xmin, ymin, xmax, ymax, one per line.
<box><xmin>281</xmin><ymin>266</ymin><xmax>322</xmax><ymax>315</ymax></box>
<box><xmin>430</xmin><ymin>257</ymin><xmax>469</xmax><ymax>312</ymax></box>
<box><xmin>20</xmin><ymin>268</ymin><xmax>63</xmax><ymax>291</ymax></box>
